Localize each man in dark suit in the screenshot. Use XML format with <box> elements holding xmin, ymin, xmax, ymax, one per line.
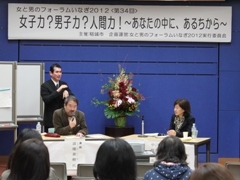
<box><xmin>41</xmin><ymin>63</ymin><xmax>74</xmax><ymax>132</ymax></box>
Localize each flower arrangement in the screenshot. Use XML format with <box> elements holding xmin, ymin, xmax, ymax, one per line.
<box><xmin>92</xmin><ymin>66</ymin><xmax>145</xmax><ymax>122</ymax></box>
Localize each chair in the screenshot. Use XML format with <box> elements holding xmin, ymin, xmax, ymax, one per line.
<box><xmin>137</xmin><ymin>162</ymin><xmax>153</xmax><ymax>179</ymax></box>
<box><xmin>225</xmin><ymin>162</ymin><xmax>240</xmax><ymax>179</ymax></box>
<box><xmin>50</xmin><ymin>162</ymin><xmax>67</xmax><ymax>180</ymax></box>
<box><xmin>76</xmin><ymin>164</ymin><xmax>94</xmax><ymax>180</ymax></box>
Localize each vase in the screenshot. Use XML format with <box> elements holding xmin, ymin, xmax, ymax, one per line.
<box><xmin>114</xmin><ymin>116</ymin><xmax>126</xmax><ymax>127</ymax></box>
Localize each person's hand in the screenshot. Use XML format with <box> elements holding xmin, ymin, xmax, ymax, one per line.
<box><xmin>76</xmin><ymin>132</ymin><xmax>84</xmax><ymax>137</ymax></box>
<box><xmin>167</xmin><ymin>129</ymin><xmax>176</xmax><ymax>136</ymax></box>
<box><xmin>62</xmin><ymin>90</ymin><xmax>69</xmax><ymax>99</ymax></box>
<box><xmin>69</xmin><ymin>117</ymin><xmax>76</xmax><ymax>129</ymax></box>
<box><xmin>57</xmin><ymin>84</ymin><xmax>68</xmax><ymax>92</ymax></box>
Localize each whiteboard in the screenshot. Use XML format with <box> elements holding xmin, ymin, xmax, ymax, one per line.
<box><xmin>0</xmin><ymin>62</ymin><xmax>16</xmax><ymax>123</ymax></box>
<box><xmin>17</xmin><ymin>63</ymin><xmax>44</xmax><ymax>117</ymax></box>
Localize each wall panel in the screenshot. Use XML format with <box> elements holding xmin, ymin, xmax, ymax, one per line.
<box><xmin>20</xmin><ymin>42</ymin><xmax>218</xmax><ymax>63</ymax></box>
<box><xmin>219</xmin><ymin>72</ymin><xmax>240</xmax><ymax>111</ymax></box>
<box><xmin>0</xmin><ymin>28</ymin><xmax>18</xmax><ymax>61</ymax></box>
<box><xmin>220</xmin><ymin>32</ymin><xmax>240</xmax><ymax>71</ymax></box>
<box><xmin>42</xmin><ymin>61</ymin><xmax>217</xmax><ymax>75</ymax></box>
<box><xmin>219</xmin><ymin>111</ymin><xmax>240</xmax><ymax>157</ymax></box>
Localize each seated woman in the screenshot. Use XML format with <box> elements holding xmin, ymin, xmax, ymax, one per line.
<box><xmin>93</xmin><ymin>138</ymin><xmax>136</xmax><ymax>180</ymax></box>
<box><xmin>167</xmin><ymin>98</ymin><xmax>195</xmax><ymax>137</ymax></box>
<box><xmin>188</xmin><ymin>163</ymin><xmax>235</xmax><ymax>180</ymax></box>
<box><xmin>1</xmin><ymin>128</ymin><xmax>58</xmax><ymax>180</ymax></box>
<box><xmin>143</xmin><ymin>136</ymin><xmax>192</xmax><ymax>180</ymax></box>
<box><xmin>3</xmin><ymin>138</ymin><xmax>50</xmax><ymax>180</ymax></box>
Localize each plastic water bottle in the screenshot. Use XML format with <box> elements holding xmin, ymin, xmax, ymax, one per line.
<box><xmin>191</xmin><ymin>123</ymin><xmax>198</xmax><ymax>138</ymax></box>
<box><xmin>36</xmin><ymin>122</ymin><xmax>41</xmax><ymax>134</ymax></box>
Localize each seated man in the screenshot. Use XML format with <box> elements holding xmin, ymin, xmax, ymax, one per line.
<box><xmin>53</xmin><ymin>95</ymin><xmax>88</xmax><ymax>136</ymax></box>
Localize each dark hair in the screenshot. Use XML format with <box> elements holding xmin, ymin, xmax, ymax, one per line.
<box><xmin>188</xmin><ymin>163</ymin><xmax>235</xmax><ymax>180</ymax></box>
<box><xmin>93</xmin><ymin>138</ymin><xmax>136</xmax><ymax>180</ymax></box>
<box><xmin>174</xmin><ymin>98</ymin><xmax>191</xmax><ymax>116</ymax></box>
<box><xmin>7</xmin><ymin>128</ymin><xmax>43</xmax><ymax>169</ymax></box>
<box><xmin>7</xmin><ymin>139</ymin><xmax>50</xmax><ymax>180</ymax></box>
<box><xmin>50</xmin><ymin>63</ymin><xmax>62</xmax><ymax>73</ymax></box>
<box><xmin>64</xmin><ymin>95</ymin><xmax>79</xmax><ymax>105</ymax></box>
<box><xmin>154</xmin><ymin>136</ymin><xmax>187</xmax><ymax>166</ymax></box>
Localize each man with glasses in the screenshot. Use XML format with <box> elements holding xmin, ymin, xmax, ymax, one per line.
<box><xmin>52</xmin><ymin>95</ymin><xmax>88</xmax><ymax>137</ymax></box>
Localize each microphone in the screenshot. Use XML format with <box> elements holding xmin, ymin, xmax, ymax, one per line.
<box><xmin>71</xmin><ymin>112</ymin><xmax>75</xmax><ymax>121</ymax></box>
<box><xmin>72</xmin><ymin>113</ymin><xmax>81</xmax><ymax>130</ymax></box>
<box><xmin>138</xmin><ymin>115</ymin><xmax>148</xmax><ymax>137</ymax></box>
<box><xmin>141</xmin><ymin>115</ymin><xmax>144</xmax><ymax>135</ymax></box>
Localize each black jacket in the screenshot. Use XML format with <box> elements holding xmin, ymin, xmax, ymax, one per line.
<box><xmin>169</xmin><ymin>114</ymin><xmax>195</xmax><ymax>137</ymax></box>
<box><xmin>41</xmin><ymin>79</ymin><xmax>74</xmax><ymax>127</ymax></box>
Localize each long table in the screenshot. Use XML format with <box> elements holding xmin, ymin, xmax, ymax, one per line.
<box><xmin>42</xmin><ymin>134</ymin><xmax>206</xmax><ymax>176</ymax></box>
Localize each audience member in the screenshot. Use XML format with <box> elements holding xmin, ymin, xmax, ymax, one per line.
<box><xmin>93</xmin><ymin>138</ymin><xmax>136</xmax><ymax>180</ymax></box>
<box><xmin>41</xmin><ymin>63</ymin><xmax>74</xmax><ymax>132</ymax></box>
<box><xmin>167</xmin><ymin>98</ymin><xmax>195</xmax><ymax>137</ymax></box>
<box><xmin>6</xmin><ymin>128</ymin><xmax>42</xmax><ymax>169</ymax></box>
<box><xmin>188</xmin><ymin>163</ymin><xmax>235</xmax><ymax>180</ymax></box>
<box><xmin>3</xmin><ymin>139</ymin><xmax>51</xmax><ymax>180</ymax></box>
<box><xmin>143</xmin><ymin>136</ymin><xmax>192</xmax><ymax>180</ymax></box>
<box><xmin>53</xmin><ymin>95</ymin><xmax>88</xmax><ymax>136</ymax></box>
<box><xmin>1</xmin><ymin>128</ymin><xmax>58</xmax><ymax>180</ymax></box>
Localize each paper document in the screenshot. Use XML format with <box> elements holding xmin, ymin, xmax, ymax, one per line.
<box><xmin>180</xmin><ymin>137</ymin><xmax>192</xmax><ymax>141</ymax></box>
<box><xmin>86</xmin><ymin>134</ymin><xmax>110</xmax><ymax>138</ymax></box>
<box><xmin>144</xmin><ymin>133</ymin><xmax>159</xmax><ymax>136</ymax></box>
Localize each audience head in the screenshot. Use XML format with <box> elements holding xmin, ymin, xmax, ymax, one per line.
<box><xmin>7</xmin><ymin>128</ymin><xmax>43</xmax><ymax>169</ymax></box>
<box><xmin>8</xmin><ymin>138</ymin><xmax>50</xmax><ymax>180</ymax></box>
<box><xmin>15</xmin><ymin>128</ymin><xmax>42</xmax><ymax>144</ymax></box>
<box><xmin>93</xmin><ymin>138</ymin><xmax>136</xmax><ymax>180</ymax></box>
<box><xmin>154</xmin><ymin>136</ymin><xmax>187</xmax><ymax>166</ymax></box>
<box><xmin>174</xmin><ymin>98</ymin><xmax>191</xmax><ymax>116</ymax></box>
<box><xmin>188</xmin><ymin>163</ymin><xmax>235</xmax><ymax>180</ymax></box>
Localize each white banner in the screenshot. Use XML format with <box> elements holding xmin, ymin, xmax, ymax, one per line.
<box><xmin>8</xmin><ymin>3</ymin><xmax>232</xmax><ymax>42</ymax></box>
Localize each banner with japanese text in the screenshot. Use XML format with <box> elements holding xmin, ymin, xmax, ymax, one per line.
<box><xmin>8</xmin><ymin>3</ymin><xmax>232</xmax><ymax>42</ymax></box>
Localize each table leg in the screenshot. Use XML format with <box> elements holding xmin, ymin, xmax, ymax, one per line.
<box><xmin>194</xmin><ymin>145</ymin><xmax>198</xmax><ymax>168</ymax></box>
<box><xmin>206</xmin><ymin>141</ymin><xmax>210</xmax><ymax>162</ymax></box>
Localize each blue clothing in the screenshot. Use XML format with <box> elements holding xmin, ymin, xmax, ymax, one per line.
<box><xmin>143</xmin><ymin>163</ymin><xmax>192</xmax><ymax>180</ymax></box>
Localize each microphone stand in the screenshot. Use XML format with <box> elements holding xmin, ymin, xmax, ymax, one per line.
<box><xmin>138</xmin><ymin>115</ymin><xmax>148</xmax><ymax>137</ymax></box>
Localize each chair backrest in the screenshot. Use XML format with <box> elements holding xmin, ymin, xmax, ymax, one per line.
<box><xmin>75</xmin><ymin>162</ymin><xmax>152</xmax><ymax>180</ymax></box>
<box><xmin>50</xmin><ymin>162</ymin><xmax>67</xmax><ymax>180</ymax></box>
<box><xmin>137</xmin><ymin>162</ymin><xmax>153</xmax><ymax>179</ymax></box>
<box><xmin>225</xmin><ymin>162</ymin><xmax>240</xmax><ymax>179</ymax></box>
<box><xmin>76</xmin><ymin>164</ymin><xmax>94</xmax><ymax>180</ymax></box>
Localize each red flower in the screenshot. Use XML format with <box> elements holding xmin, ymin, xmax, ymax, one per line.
<box><xmin>119</xmin><ymin>82</ymin><xmax>125</xmax><ymax>87</ymax></box>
